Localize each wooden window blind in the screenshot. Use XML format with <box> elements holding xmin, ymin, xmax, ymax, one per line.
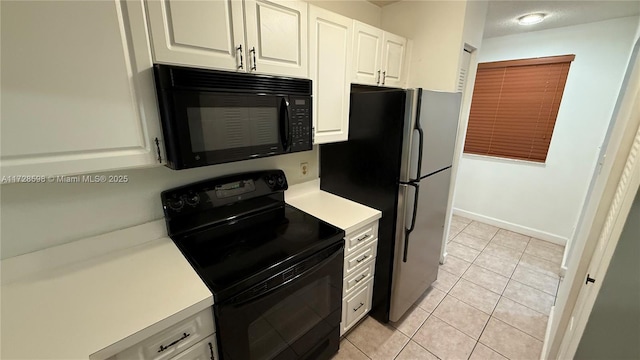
<box><xmin>464</xmin><ymin>54</ymin><xmax>575</xmax><ymax>162</ymax></box>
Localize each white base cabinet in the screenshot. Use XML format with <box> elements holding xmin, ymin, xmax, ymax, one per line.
<box><xmin>340</xmin><ymin>220</ymin><xmax>379</xmax><ymax>336</ymax></box>
<box><xmin>352</xmin><ymin>21</ymin><xmax>407</xmax><ymax>88</ymax></box>
<box><xmin>309</xmin><ymin>5</ymin><xmax>352</xmax><ymax>144</ymax></box>
<box><xmin>0</xmin><ymin>0</ymin><xmax>163</xmax><ymax>177</ymax></box>
<box><xmin>112</xmin><ymin>308</ymin><xmax>216</xmax><ymax>360</ymax></box>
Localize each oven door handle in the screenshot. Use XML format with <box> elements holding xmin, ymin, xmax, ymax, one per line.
<box><xmin>279</xmin><ymin>97</ymin><xmax>291</xmax><ymax>151</ymax></box>
<box><xmin>227</xmin><ymin>244</ymin><xmax>343</xmax><ymax>306</ymax></box>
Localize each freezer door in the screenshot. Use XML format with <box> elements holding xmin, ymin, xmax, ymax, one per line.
<box><xmin>390</xmin><ymin>168</ymin><xmax>452</xmax><ymax>322</ymax></box>
<box><xmin>408</xmin><ymin>91</ymin><xmax>462</xmax><ymax>179</ymax></box>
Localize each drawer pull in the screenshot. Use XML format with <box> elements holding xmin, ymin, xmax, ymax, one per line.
<box><xmin>356</xmin><ymin>234</ymin><xmax>370</xmax><ymax>242</ymax></box>
<box><xmin>208</xmin><ymin>342</ymin><xmax>215</xmax><ymax>360</ymax></box>
<box><xmin>354</xmin><ymin>274</ymin><xmax>367</xmax><ymax>283</ymax></box>
<box><xmin>353</xmin><ymin>302</ymin><xmax>365</xmax><ymax>312</ymax></box>
<box><xmin>356</xmin><ymin>255</ymin><xmax>368</xmax><ymax>263</ymax></box>
<box><xmin>157</xmin><ymin>332</ymin><xmax>190</xmax><ymax>353</ymax></box>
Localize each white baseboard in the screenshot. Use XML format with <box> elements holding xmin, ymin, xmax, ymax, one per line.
<box><xmin>541</xmin><ymin>305</ymin><xmax>556</xmax><ymax>360</ymax></box>
<box><xmin>453</xmin><ymin>208</ymin><xmax>568</xmax><ymax>246</ymax></box>
<box><xmin>560</xmin><ymin>265</ymin><xmax>568</xmax><ymax>278</ymax></box>
<box><xmin>440</xmin><ymin>251</ymin><xmax>448</xmax><ymax>265</ymax></box>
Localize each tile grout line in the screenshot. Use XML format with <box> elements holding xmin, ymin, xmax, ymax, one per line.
<box><xmin>463</xmin><ymin>227</ymin><xmax>505</xmax><ymax>359</ymax></box>
<box><xmin>452</xmin><ymin>219</ymin><xmax>555</xmax><ymax>358</ymax></box>
<box><xmin>449</xmin><ymin>221</ymin><xmax>553</xmax><ymax>348</ymax></box>
<box><xmin>355</xmin><ymin>219</ymin><xmax>554</xmax><ymax>360</ymax></box>
<box><xmin>343</xmin><ymin>330</ymin><xmax>373</xmax><ymax>359</ymax></box>
<box><xmin>474</xmin><ymin>235</ymin><xmax>545</xmax><ymax>359</ymax></box>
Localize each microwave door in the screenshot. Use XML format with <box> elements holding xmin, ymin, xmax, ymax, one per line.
<box><xmin>171</xmin><ymin>91</ymin><xmax>286</xmax><ymax>168</ymax></box>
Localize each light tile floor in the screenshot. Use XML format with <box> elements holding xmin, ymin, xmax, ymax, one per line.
<box><xmin>333</xmin><ymin>215</ymin><xmax>565</xmax><ymax>360</ymax></box>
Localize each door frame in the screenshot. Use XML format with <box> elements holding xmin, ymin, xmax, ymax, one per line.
<box><xmin>543</xmin><ymin>33</ymin><xmax>640</xmax><ymax>359</ymax></box>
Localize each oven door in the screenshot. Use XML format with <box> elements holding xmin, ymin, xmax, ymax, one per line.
<box><xmin>170</xmin><ymin>91</ymin><xmax>291</xmax><ymax>169</ymax></box>
<box><xmin>215</xmin><ymin>242</ymin><xmax>344</xmax><ymax>360</ymax></box>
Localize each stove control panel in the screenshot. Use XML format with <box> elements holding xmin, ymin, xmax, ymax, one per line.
<box><xmin>161</xmin><ymin>170</ymin><xmax>288</xmax><ymax>217</ymax></box>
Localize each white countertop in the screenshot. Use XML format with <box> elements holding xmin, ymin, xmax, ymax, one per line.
<box><xmin>0</xmin><ymin>221</ymin><xmax>213</xmax><ymax>360</ymax></box>
<box><xmin>286</xmin><ymin>179</ymin><xmax>382</xmax><ymax>235</ymax></box>
<box><xmin>1</xmin><ymin>180</ymin><xmax>379</xmax><ymax>360</ymax></box>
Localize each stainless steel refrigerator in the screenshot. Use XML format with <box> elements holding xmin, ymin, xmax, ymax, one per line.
<box><xmin>320</xmin><ymin>87</ymin><xmax>461</xmax><ymax>322</ymax></box>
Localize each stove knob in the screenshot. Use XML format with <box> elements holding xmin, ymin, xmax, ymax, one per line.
<box><xmin>167</xmin><ymin>197</ymin><xmax>184</xmax><ymax>211</ymax></box>
<box><xmin>266</xmin><ymin>176</ymin><xmax>276</xmax><ymax>187</ymax></box>
<box><xmin>276</xmin><ymin>175</ymin><xmax>285</xmax><ymax>187</ymax></box>
<box><xmin>185</xmin><ymin>192</ymin><xmax>200</xmax><ymax>207</ymax></box>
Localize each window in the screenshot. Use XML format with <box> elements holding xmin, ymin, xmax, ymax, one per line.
<box><xmin>464</xmin><ymin>54</ymin><xmax>575</xmax><ymax>162</ymax></box>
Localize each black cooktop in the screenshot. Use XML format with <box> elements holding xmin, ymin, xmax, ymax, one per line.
<box><xmin>161</xmin><ymin>170</ymin><xmax>345</xmax><ymax>304</ymax></box>
<box><xmin>173</xmin><ymin>204</ymin><xmax>343</xmax><ymax>302</ymax></box>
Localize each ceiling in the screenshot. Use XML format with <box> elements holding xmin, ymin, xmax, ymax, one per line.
<box><xmin>366</xmin><ymin>0</ymin><xmax>639</xmax><ymax>38</ymax></box>
<box><xmin>484</xmin><ymin>0</ymin><xmax>640</xmax><ymax>38</ymax></box>
<box><xmin>367</xmin><ymin>0</ymin><xmax>400</xmax><ymax>8</ymax></box>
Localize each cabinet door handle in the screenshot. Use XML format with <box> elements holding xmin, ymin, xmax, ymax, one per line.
<box><xmin>353</xmin><ymin>302</ymin><xmax>365</xmax><ymax>312</ymax></box>
<box><xmin>250</xmin><ymin>47</ymin><xmax>257</xmax><ymax>71</ymax></box>
<box><xmin>157</xmin><ymin>332</ymin><xmax>190</xmax><ymax>353</ymax></box>
<box><xmin>357</xmin><ymin>234</ymin><xmax>370</xmax><ymax>242</ymax></box>
<box><xmin>356</xmin><ymin>255</ymin><xmax>368</xmax><ymax>263</ymax></box>
<box><xmin>208</xmin><ymin>342</ymin><xmax>215</xmax><ymax>360</ymax></box>
<box><xmin>382</xmin><ymin>71</ymin><xmax>386</xmax><ymax>85</ymax></box>
<box><xmin>376</xmin><ymin>70</ymin><xmax>380</xmax><ymax>85</ymax></box>
<box><xmin>354</xmin><ymin>274</ymin><xmax>367</xmax><ymax>283</ymax></box>
<box><xmin>237</xmin><ymin>45</ymin><xmax>244</xmax><ymax>69</ymax></box>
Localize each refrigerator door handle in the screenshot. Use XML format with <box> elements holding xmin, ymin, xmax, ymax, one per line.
<box><xmin>403</xmin><ymin>182</ymin><xmax>420</xmax><ymax>262</ymax></box>
<box><xmin>409</xmin><ymin>89</ymin><xmax>425</xmax><ymax>182</ymax></box>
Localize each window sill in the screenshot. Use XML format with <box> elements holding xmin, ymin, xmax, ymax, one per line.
<box><xmin>462</xmin><ymin>153</ymin><xmax>547</xmax><ymax>167</ymax></box>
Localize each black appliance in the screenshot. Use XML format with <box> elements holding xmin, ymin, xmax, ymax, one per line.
<box><xmin>162</xmin><ymin>170</ymin><xmax>345</xmax><ymax>360</ymax></box>
<box><xmin>154</xmin><ymin>65</ymin><xmax>313</xmax><ymax>170</ymax></box>
<box><xmin>320</xmin><ymin>86</ymin><xmax>461</xmax><ymax>322</ymax></box>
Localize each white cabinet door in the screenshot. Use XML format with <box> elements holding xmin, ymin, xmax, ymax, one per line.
<box><xmin>309</xmin><ymin>6</ymin><xmax>352</xmax><ymax>144</ymax></box>
<box><xmin>1</xmin><ymin>0</ymin><xmax>162</xmax><ymax>177</ymax></box>
<box><xmin>146</xmin><ymin>0</ymin><xmax>246</xmax><ymax>71</ymax></box>
<box><xmin>244</xmin><ymin>0</ymin><xmax>308</xmax><ymax>77</ymax></box>
<box><xmin>381</xmin><ymin>32</ymin><xmax>407</xmax><ymax>88</ymax></box>
<box><xmin>352</xmin><ymin>21</ymin><xmax>383</xmax><ymax>86</ymax></box>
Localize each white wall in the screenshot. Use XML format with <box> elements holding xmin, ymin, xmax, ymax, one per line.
<box><xmin>381</xmin><ymin>0</ymin><xmax>467</xmax><ymax>90</ymax></box>
<box><xmin>453</xmin><ymin>16</ymin><xmax>639</xmax><ymax>244</ymax></box>
<box><xmin>304</xmin><ymin>0</ymin><xmax>381</xmax><ymax>27</ymax></box>
<box><xmin>0</xmin><ymin>0</ymin><xmax>386</xmax><ymax>261</ymax></box>
<box><xmin>0</xmin><ymin>149</ymin><xmax>318</xmax><ymax>259</ymax></box>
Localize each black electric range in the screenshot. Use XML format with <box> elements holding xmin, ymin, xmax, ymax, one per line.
<box><xmin>162</xmin><ymin>170</ymin><xmax>345</xmax><ymax>360</ymax></box>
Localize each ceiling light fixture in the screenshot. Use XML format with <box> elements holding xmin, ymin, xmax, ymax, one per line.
<box><xmin>518</xmin><ymin>13</ymin><xmax>546</xmax><ymax>25</ymax></box>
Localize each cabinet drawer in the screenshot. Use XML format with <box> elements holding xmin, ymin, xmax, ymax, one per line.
<box><xmin>114</xmin><ymin>308</ymin><xmax>215</xmax><ymax>360</ymax></box>
<box><xmin>169</xmin><ymin>334</ymin><xmax>218</xmax><ymax>360</ymax></box>
<box><xmin>341</xmin><ymin>277</ymin><xmax>373</xmax><ymax>335</ymax></box>
<box><xmin>344</xmin><ymin>239</ymin><xmax>378</xmax><ymax>278</ymax></box>
<box><xmin>343</xmin><ymin>260</ymin><xmax>375</xmax><ymax>298</ymax></box>
<box><xmin>344</xmin><ymin>221</ymin><xmax>378</xmax><ymax>258</ymax></box>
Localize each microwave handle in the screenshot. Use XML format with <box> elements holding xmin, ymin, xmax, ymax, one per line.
<box><xmin>280</xmin><ymin>98</ymin><xmax>290</xmax><ymax>151</ymax></box>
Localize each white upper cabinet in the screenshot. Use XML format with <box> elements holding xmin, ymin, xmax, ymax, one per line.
<box><xmin>245</xmin><ymin>0</ymin><xmax>308</xmax><ymax>77</ymax></box>
<box><xmin>381</xmin><ymin>32</ymin><xmax>407</xmax><ymax>87</ymax></box>
<box><xmin>0</xmin><ymin>0</ymin><xmax>162</xmax><ymax>177</ymax></box>
<box><xmin>146</xmin><ymin>0</ymin><xmax>246</xmax><ymax>71</ymax></box>
<box><xmin>146</xmin><ymin>0</ymin><xmax>307</xmax><ymax>77</ymax></box>
<box><xmin>352</xmin><ymin>22</ymin><xmax>383</xmax><ymax>86</ymax></box>
<box><xmin>352</xmin><ymin>21</ymin><xmax>407</xmax><ymax>88</ymax></box>
<box><xmin>309</xmin><ymin>5</ymin><xmax>352</xmax><ymax>144</ymax></box>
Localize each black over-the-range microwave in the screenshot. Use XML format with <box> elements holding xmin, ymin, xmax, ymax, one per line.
<box><xmin>153</xmin><ymin>64</ymin><xmax>313</xmax><ymax>170</ymax></box>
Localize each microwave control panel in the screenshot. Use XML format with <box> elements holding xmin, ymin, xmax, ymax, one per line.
<box><xmin>289</xmin><ymin>97</ymin><xmax>312</xmax><ymax>151</ymax></box>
